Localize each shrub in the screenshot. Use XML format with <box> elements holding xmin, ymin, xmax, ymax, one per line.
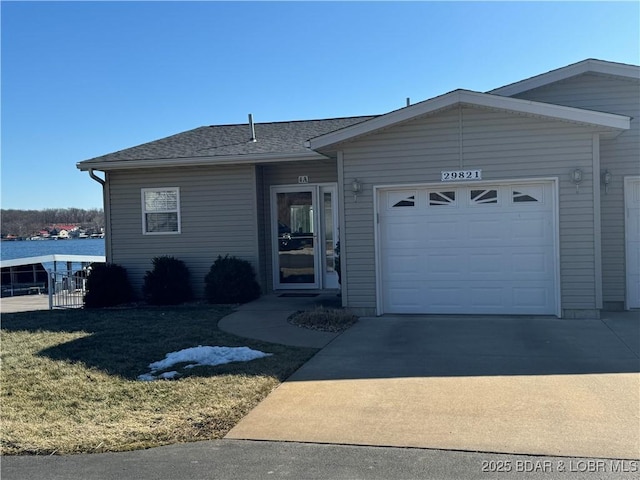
<box><xmin>142</xmin><ymin>256</ymin><xmax>192</xmax><ymax>305</ymax></box>
<box><xmin>84</xmin><ymin>263</ymin><xmax>133</xmax><ymax>308</ymax></box>
<box><xmin>204</xmin><ymin>255</ymin><xmax>260</xmax><ymax>304</ymax></box>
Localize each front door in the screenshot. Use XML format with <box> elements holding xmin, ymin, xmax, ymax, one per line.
<box><xmin>272</xmin><ymin>184</ymin><xmax>338</xmax><ymax>290</ymax></box>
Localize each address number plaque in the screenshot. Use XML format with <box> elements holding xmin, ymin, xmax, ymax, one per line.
<box><xmin>441</xmin><ymin>169</ymin><xmax>482</xmax><ymax>182</ymax></box>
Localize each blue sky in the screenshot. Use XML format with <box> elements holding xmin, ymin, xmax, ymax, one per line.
<box><xmin>2</xmin><ymin>1</ymin><xmax>638</xmax><ymax>210</ymax></box>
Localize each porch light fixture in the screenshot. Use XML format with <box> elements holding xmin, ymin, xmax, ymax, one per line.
<box><xmin>602</xmin><ymin>170</ymin><xmax>612</xmax><ymax>194</ymax></box>
<box><xmin>571</xmin><ymin>168</ymin><xmax>583</xmax><ymax>193</ymax></box>
<box><xmin>351</xmin><ymin>179</ymin><xmax>362</xmax><ymax>202</ymax></box>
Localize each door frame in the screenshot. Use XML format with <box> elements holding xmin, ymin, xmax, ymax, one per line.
<box><xmin>373</xmin><ymin>177</ymin><xmax>561</xmax><ymax>316</ymax></box>
<box><xmin>270</xmin><ymin>183</ymin><xmax>338</xmax><ymax>290</ymax></box>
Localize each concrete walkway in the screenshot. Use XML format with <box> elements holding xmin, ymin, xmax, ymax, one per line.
<box><xmin>218</xmin><ymin>292</ymin><xmax>343</xmax><ymax>348</ymax></box>
<box><xmin>226</xmin><ymin>311</ymin><xmax>640</xmax><ymax>460</ymax></box>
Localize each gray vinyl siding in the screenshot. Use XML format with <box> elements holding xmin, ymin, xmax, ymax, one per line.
<box><xmin>259</xmin><ymin>161</ymin><xmax>338</xmax><ymax>292</ymax></box>
<box><xmin>511</xmin><ymin>74</ymin><xmax>640</xmax><ymax>307</ymax></box>
<box><xmin>339</xmin><ymin>106</ymin><xmax>600</xmax><ymax>315</ymax></box>
<box><xmin>107</xmin><ymin>165</ymin><xmax>258</xmax><ymax>298</ymax></box>
<box><xmin>254</xmin><ymin>165</ymin><xmax>268</xmax><ymax>290</ymax></box>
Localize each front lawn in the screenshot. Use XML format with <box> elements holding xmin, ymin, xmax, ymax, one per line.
<box><xmin>0</xmin><ymin>305</ymin><xmax>317</xmax><ymax>455</ymax></box>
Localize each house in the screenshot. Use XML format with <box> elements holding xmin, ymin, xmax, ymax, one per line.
<box><xmin>77</xmin><ymin>59</ymin><xmax>639</xmax><ymax>318</ymax></box>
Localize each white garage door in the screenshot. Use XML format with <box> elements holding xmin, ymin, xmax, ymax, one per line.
<box><xmin>378</xmin><ymin>182</ymin><xmax>558</xmax><ymax>315</ymax></box>
<box><xmin>625</xmin><ymin>177</ymin><xmax>640</xmax><ymax>309</ymax></box>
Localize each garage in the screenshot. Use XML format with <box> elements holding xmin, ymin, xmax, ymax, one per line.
<box><xmin>625</xmin><ymin>177</ymin><xmax>640</xmax><ymax>309</ymax></box>
<box><xmin>377</xmin><ymin>181</ymin><xmax>558</xmax><ymax>315</ymax></box>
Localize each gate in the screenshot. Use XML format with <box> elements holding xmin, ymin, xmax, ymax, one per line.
<box><xmin>48</xmin><ymin>268</ymin><xmax>90</xmax><ymax>309</ymax></box>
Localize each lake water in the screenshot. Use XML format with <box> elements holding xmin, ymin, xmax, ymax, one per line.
<box><xmin>1</xmin><ymin>238</ymin><xmax>105</xmax><ymax>261</ymax></box>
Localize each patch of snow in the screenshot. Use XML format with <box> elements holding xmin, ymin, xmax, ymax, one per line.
<box><xmin>137</xmin><ymin>346</ymin><xmax>272</xmax><ymax>381</ymax></box>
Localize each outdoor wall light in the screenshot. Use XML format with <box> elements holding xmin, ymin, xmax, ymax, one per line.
<box><xmin>571</xmin><ymin>168</ymin><xmax>583</xmax><ymax>193</ymax></box>
<box><xmin>351</xmin><ymin>179</ymin><xmax>362</xmax><ymax>202</ymax></box>
<box><xmin>603</xmin><ymin>170</ymin><xmax>612</xmax><ymax>194</ymax></box>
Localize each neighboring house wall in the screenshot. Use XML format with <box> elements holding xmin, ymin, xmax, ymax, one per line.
<box><xmin>107</xmin><ymin>165</ymin><xmax>259</xmax><ymax>298</ymax></box>
<box><xmin>339</xmin><ymin>106</ymin><xmax>601</xmax><ymax>316</ymax></box>
<box><xmin>507</xmin><ymin>73</ymin><xmax>640</xmax><ymax>309</ymax></box>
<box><xmin>258</xmin><ymin>160</ymin><xmax>338</xmax><ymax>292</ymax></box>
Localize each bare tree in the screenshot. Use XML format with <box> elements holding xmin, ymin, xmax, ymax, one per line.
<box><xmin>1</xmin><ymin>209</ymin><xmax>105</xmax><ymax>238</ymax></box>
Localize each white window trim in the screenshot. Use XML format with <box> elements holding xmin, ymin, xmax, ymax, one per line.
<box><xmin>141</xmin><ymin>187</ymin><xmax>181</xmax><ymax>235</ymax></box>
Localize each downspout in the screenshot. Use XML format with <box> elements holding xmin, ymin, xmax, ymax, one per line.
<box><xmin>87</xmin><ymin>169</ymin><xmax>112</xmax><ymax>264</ymax></box>
<box><xmin>88</xmin><ymin>168</ymin><xmax>105</xmax><ymax>186</ymax></box>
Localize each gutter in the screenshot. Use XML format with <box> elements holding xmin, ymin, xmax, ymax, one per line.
<box><xmin>77</xmin><ymin>151</ymin><xmax>328</xmax><ymax>172</ymax></box>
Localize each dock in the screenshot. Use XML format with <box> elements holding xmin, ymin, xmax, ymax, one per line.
<box><xmin>1</xmin><ymin>294</ymin><xmax>50</xmax><ymax>313</ymax></box>
<box><xmin>1</xmin><ymin>254</ymin><xmax>106</xmax><ymax>310</ymax></box>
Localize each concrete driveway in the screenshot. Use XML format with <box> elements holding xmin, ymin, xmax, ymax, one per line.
<box><xmin>227</xmin><ymin>312</ymin><xmax>640</xmax><ymax>459</ymax></box>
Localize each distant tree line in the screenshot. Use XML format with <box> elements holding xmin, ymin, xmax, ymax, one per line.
<box><xmin>1</xmin><ymin>208</ymin><xmax>104</xmax><ymax>238</ymax></box>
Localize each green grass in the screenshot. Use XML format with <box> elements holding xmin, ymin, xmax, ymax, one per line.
<box><xmin>1</xmin><ymin>305</ymin><xmax>317</xmax><ymax>455</ymax></box>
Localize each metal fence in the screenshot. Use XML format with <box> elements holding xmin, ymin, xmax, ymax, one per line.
<box><xmin>48</xmin><ymin>268</ymin><xmax>90</xmax><ymax>309</ymax></box>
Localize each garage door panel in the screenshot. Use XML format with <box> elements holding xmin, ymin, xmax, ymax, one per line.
<box><xmin>627</xmin><ymin>203</ymin><xmax>640</xmax><ymax>238</ymax></box>
<box><xmin>467</xmin><ymin>219</ymin><xmax>505</xmax><ymax>241</ymax></box>
<box><xmin>423</xmin><ymin>218</ymin><xmax>459</xmax><ymax>243</ymax></box>
<box><xmin>386</xmin><ymin>287</ymin><xmax>423</xmax><ymax>311</ymax></box>
<box><xmin>428</xmin><ymin>286</ymin><xmax>466</xmax><ymax>309</ymax></box>
<box><xmin>626</xmin><ymin>177</ymin><xmax>640</xmax><ymax>308</ymax></box>
<box><xmin>511</xmin><ymin>217</ymin><xmax>551</xmax><ymax>241</ymax></box>
<box><xmin>512</xmin><ymin>286</ymin><xmax>551</xmax><ymax>308</ymax></box>
<box><xmin>379</xmin><ymin>182</ymin><xmax>558</xmax><ymax>315</ymax></box>
<box><xmin>420</xmin><ymin>248</ymin><xmax>553</xmax><ymax>279</ymax></box>
<box><xmin>468</xmin><ymin>253</ymin><xmax>504</xmax><ymax>274</ymax></box>
<box><xmin>470</xmin><ymin>287</ymin><xmax>504</xmax><ymax>308</ymax></box>
<box><xmin>387</xmin><ymin>285</ymin><xmax>553</xmax><ymax>315</ymax></box>
<box><xmin>427</xmin><ymin>253</ymin><xmax>465</xmax><ymax>275</ymax></box>
<box><xmin>385</xmin><ymin>222</ymin><xmax>420</xmax><ymax>243</ymax></box>
<box><xmin>510</xmin><ymin>218</ymin><xmax>553</xmax><ymax>245</ymax></box>
<box><xmin>383</xmin><ymin>254</ymin><xmax>421</xmax><ymax>282</ymax></box>
<box><xmin>512</xmin><ymin>251</ymin><xmax>551</xmax><ymax>275</ymax></box>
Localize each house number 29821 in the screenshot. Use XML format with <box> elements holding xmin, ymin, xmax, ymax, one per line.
<box><xmin>441</xmin><ymin>169</ymin><xmax>482</xmax><ymax>181</ymax></box>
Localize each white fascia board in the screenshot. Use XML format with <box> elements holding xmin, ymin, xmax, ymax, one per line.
<box><xmin>461</xmin><ymin>90</ymin><xmax>631</xmax><ymax>130</ymax></box>
<box><xmin>490</xmin><ymin>59</ymin><xmax>640</xmax><ymax>96</ymax></box>
<box><xmin>77</xmin><ymin>151</ymin><xmax>326</xmax><ymax>172</ymax></box>
<box><xmin>309</xmin><ymin>89</ymin><xmax>630</xmax><ymax>150</ymax></box>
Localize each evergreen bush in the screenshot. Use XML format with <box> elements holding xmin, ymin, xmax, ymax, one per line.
<box><xmin>84</xmin><ymin>263</ymin><xmax>133</xmax><ymax>308</ymax></box>
<box><xmin>142</xmin><ymin>256</ymin><xmax>192</xmax><ymax>305</ymax></box>
<box><xmin>204</xmin><ymin>255</ymin><xmax>260</xmax><ymax>304</ymax></box>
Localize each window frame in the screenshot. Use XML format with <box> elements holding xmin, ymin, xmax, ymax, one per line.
<box><xmin>141</xmin><ymin>187</ymin><xmax>182</xmax><ymax>235</ymax></box>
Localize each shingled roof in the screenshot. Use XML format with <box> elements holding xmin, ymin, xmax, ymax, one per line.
<box><xmin>78</xmin><ymin>116</ymin><xmax>376</xmax><ymax>170</ymax></box>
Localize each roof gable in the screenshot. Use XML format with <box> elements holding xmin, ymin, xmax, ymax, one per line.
<box><xmin>309</xmin><ymin>89</ymin><xmax>631</xmax><ymax>152</ymax></box>
<box><xmin>489</xmin><ymin>59</ymin><xmax>640</xmax><ymax>97</ymax></box>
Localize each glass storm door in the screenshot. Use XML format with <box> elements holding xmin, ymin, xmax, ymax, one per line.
<box><xmin>274</xmin><ymin>188</ymin><xmax>319</xmax><ymax>288</ymax></box>
<box><xmin>320</xmin><ymin>185</ymin><xmax>339</xmax><ymax>289</ymax></box>
<box><xmin>272</xmin><ymin>184</ymin><xmax>339</xmax><ymax>290</ymax></box>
